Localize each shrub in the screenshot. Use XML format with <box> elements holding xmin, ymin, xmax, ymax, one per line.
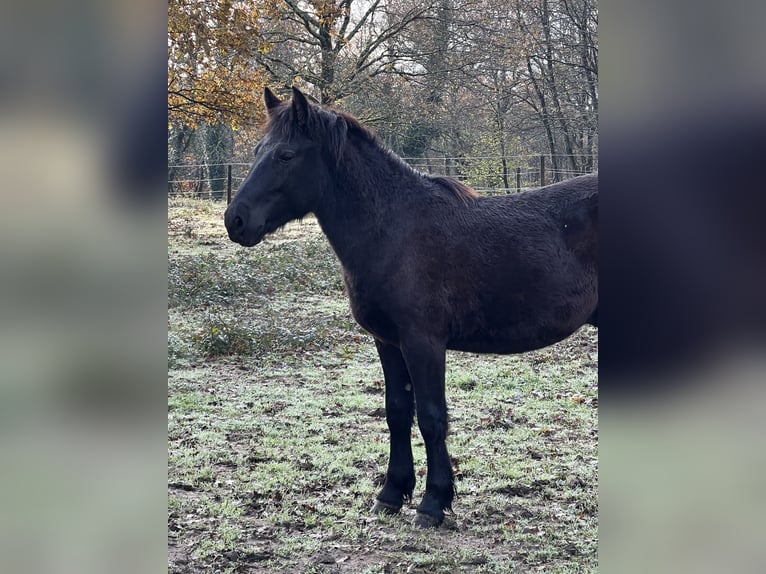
<box><xmin>192</xmin><ymin>311</ymin><xmax>253</xmax><ymax>357</ymax></box>
<box><xmin>167</xmin><ymin>238</ymin><xmax>344</xmax><ymax>309</ymax></box>
<box><xmin>168</xmin><ymin>330</ymin><xmax>194</xmax><ymax>368</ymax></box>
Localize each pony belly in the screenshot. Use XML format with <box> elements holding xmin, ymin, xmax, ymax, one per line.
<box><xmin>447</xmin><ymin>322</ymin><xmax>584</xmax><ymax>355</ymax></box>
<box><xmin>448</xmin><ymin>338</ymin><xmax>555</xmax><ymax>355</ymax></box>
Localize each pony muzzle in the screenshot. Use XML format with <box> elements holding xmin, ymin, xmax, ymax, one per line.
<box><xmin>224</xmin><ymin>203</ymin><xmax>264</xmax><ymax>246</ymax></box>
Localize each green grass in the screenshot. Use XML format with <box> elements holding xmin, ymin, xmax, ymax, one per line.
<box><xmin>168</xmin><ymin>197</ymin><xmax>598</xmax><ymax>573</ymax></box>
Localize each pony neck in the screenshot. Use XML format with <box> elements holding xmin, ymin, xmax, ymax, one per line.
<box><xmin>313</xmin><ymin>136</ymin><xmax>418</xmax><ymax>268</ymax></box>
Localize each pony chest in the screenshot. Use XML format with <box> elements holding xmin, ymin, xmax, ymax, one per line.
<box><xmin>343</xmin><ymin>273</ymin><xmax>400</xmax><ymax>344</ymax></box>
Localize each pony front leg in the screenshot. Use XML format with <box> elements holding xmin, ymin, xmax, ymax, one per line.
<box><xmin>399</xmin><ymin>335</ymin><xmax>453</xmax><ymax>527</ymax></box>
<box><xmin>371</xmin><ymin>339</ymin><xmax>416</xmax><ymax>515</ymax></box>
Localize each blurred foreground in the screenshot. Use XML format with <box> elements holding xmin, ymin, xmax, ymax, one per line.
<box><xmin>600</xmin><ymin>0</ymin><xmax>766</xmax><ymax>572</ymax></box>
<box><xmin>0</xmin><ymin>0</ymin><xmax>764</xmax><ymax>572</ymax></box>
<box><xmin>0</xmin><ymin>1</ymin><xmax>166</xmax><ymax>573</ymax></box>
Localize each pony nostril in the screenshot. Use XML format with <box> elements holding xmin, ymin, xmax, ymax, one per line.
<box><xmin>225</xmin><ymin>205</ymin><xmax>248</xmax><ymax>238</ymax></box>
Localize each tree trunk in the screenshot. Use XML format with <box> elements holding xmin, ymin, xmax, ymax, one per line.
<box><xmin>528</xmin><ymin>59</ymin><xmax>559</xmax><ymax>179</ymax></box>
<box><xmin>168</xmin><ymin>124</ymin><xmax>195</xmax><ymax>195</ymax></box>
<box><xmin>541</xmin><ymin>0</ymin><xmax>575</xmax><ymax>180</ymax></box>
<box><xmin>204</xmin><ymin>123</ymin><xmax>232</xmax><ymax>200</ymax></box>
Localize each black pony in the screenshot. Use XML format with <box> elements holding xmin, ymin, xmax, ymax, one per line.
<box><xmin>225</xmin><ymin>87</ymin><xmax>597</xmax><ymax>527</ymax></box>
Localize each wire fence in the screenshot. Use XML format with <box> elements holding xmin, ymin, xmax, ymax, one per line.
<box><xmin>167</xmin><ymin>154</ymin><xmax>597</xmax><ymax>201</ymax></box>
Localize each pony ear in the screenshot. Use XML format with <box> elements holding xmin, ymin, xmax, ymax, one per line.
<box><xmin>291</xmin><ymin>86</ymin><xmax>310</xmax><ymax>127</ymax></box>
<box><xmin>264</xmin><ymin>87</ymin><xmax>281</xmax><ymax>115</ymax></box>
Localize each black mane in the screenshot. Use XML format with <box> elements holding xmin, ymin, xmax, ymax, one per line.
<box><xmin>264</xmin><ymin>98</ymin><xmax>478</xmax><ymax>204</ymax></box>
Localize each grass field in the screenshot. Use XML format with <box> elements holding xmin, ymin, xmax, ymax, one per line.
<box><xmin>168</xmin><ymin>197</ymin><xmax>598</xmax><ymax>573</ymax></box>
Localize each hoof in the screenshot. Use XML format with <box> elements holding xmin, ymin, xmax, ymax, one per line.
<box><xmin>371</xmin><ymin>500</ymin><xmax>401</xmax><ymax>515</ymax></box>
<box><xmin>413</xmin><ymin>512</ymin><xmax>443</xmax><ymax>528</ymax></box>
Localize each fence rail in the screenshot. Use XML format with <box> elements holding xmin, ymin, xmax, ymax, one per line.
<box><xmin>168</xmin><ymin>154</ymin><xmax>596</xmax><ymax>203</ymax></box>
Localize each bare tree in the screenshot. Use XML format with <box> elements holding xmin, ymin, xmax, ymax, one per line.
<box><xmin>169</xmin><ymin>0</ymin><xmax>598</xmax><ymax>189</ymax></box>
<box><xmin>515</xmin><ymin>0</ymin><xmax>598</xmax><ymax>179</ymax></box>
<box><xmin>257</xmin><ymin>0</ymin><xmax>434</xmax><ymax>103</ymax></box>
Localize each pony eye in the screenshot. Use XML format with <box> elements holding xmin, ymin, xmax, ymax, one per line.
<box><xmin>278</xmin><ymin>150</ymin><xmax>295</xmax><ymax>162</ymax></box>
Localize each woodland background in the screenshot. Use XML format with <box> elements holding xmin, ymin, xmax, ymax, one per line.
<box><xmin>168</xmin><ymin>0</ymin><xmax>597</xmax><ymax>196</ymax></box>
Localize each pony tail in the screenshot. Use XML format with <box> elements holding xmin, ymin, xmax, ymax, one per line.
<box><xmin>329</xmin><ymin>116</ymin><xmax>348</xmax><ymax>167</ymax></box>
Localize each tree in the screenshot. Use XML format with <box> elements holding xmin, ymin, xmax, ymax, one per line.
<box><xmin>167</xmin><ymin>0</ymin><xmax>597</xmax><ymax>194</ymax></box>
<box><xmin>202</xmin><ymin>122</ymin><xmax>234</xmax><ymax>199</ymax></box>
<box><xmin>169</xmin><ymin>0</ymin><xmax>270</xmax><ymax>197</ymax></box>
<box><xmin>168</xmin><ymin>0</ymin><xmax>269</xmax><ymax>127</ymax></box>
<box><xmin>514</xmin><ymin>0</ymin><xmax>598</xmax><ymax>179</ymax></box>
<box><xmin>256</xmin><ymin>0</ymin><xmax>433</xmax><ymax>103</ymax></box>
<box><xmin>168</xmin><ymin>123</ymin><xmax>197</xmax><ymax>195</ymax></box>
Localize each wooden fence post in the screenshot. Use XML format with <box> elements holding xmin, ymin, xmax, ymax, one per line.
<box><xmin>226</xmin><ymin>165</ymin><xmax>232</xmax><ymax>205</ymax></box>
<box><xmin>515</xmin><ymin>167</ymin><xmax>521</xmax><ymax>193</ymax></box>
<box><xmin>539</xmin><ymin>155</ymin><xmax>545</xmax><ymax>187</ymax></box>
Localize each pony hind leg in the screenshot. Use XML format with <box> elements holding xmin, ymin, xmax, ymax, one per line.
<box><xmin>371</xmin><ymin>340</ymin><xmax>416</xmax><ymax>515</ymax></box>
